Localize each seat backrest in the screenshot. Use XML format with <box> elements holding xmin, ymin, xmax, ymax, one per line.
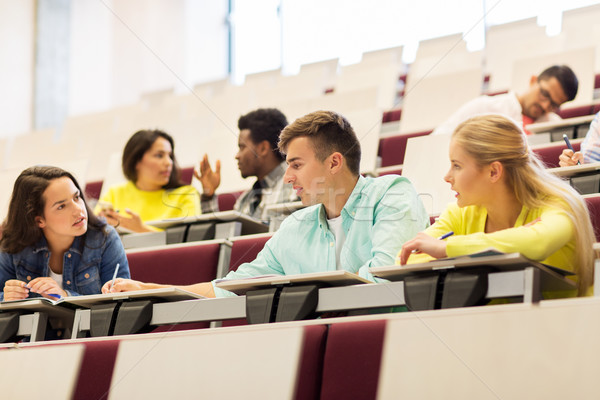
<box><xmin>229</xmin><ymin>234</ymin><xmax>273</xmax><ymax>272</ymax></box>
<box><xmin>378</xmin><ymin>130</ymin><xmax>431</xmax><ymax>167</ymax></box>
<box><xmin>217</xmin><ymin>190</ymin><xmax>244</xmax><ymax>212</ymax></box>
<box><xmin>84</xmin><ymin>180</ymin><xmax>103</xmax><ymax>201</ymax></box>
<box><xmin>73</xmin><ymin>340</ymin><xmax>120</xmax><ymax>400</ymax></box>
<box><xmin>585</xmin><ymin>195</ymin><xmax>600</xmax><ymax>241</ymax></box>
<box><xmin>557</xmin><ymin>104</ymin><xmax>594</xmax><ymax>119</ymax></box>
<box><xmin>320</xmin><ymin>319</ymin><xmax>387</xmax><ymax>400</ymax></box>
<box><xmin>532</xmin><ymin>141</ymin><xmax>581</xmax><ymax>169</ymax></box>
<box><xmin>180</xmin><ymin>166</ymin><xmax>195</xmax><ymax>185</ymax></box>
<box><xmin>127</xmin><ymin>242</ymin><xmax>222</xmax><ymax>285</ymax></box>
<box><xmin>295</xmin><ymin>324</ymin><xmax>328</xmax><ymax>400</ymax></box>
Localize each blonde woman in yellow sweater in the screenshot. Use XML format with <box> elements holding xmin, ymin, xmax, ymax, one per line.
<box><xmin>96</xmin><ymin>129</ymin><xmax>200</xmax><ymax>233</ymax></box>
<box><xmin>398</xmin><ymin>115</ymin><xmax>594</xmax><ymax>296</ymax></box>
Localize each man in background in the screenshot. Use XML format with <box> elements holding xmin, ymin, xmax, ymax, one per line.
<box><xmin>197</xmin><ymin>108</ymin><xmax>297</xmax><ymax>220</ymax></box>
<box><xmin>432</xmin><ymin>65</ymin><xmax>579</xmax><ymax>135</ymax></box>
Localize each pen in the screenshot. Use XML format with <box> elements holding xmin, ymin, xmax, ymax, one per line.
<box><xmin>110</xmin><ymin>263</ymin><xmax>120</xmax><ymax>290</ymax></box>
<box><xmin>411</xmin><ymin>231</ymin><xmax>454</xmax><ymax>253</ymax></box>
<box><xmin>438</xmin><ymin>231</ymin><xmax>454</xmax><ymax>240</ymax></box>
<box><xmin>562</xmin><ymin>134</ymin><xmax>581</xmax><ymax>165</ymax></box>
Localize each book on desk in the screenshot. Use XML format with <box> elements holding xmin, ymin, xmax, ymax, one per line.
<box><xmin>0</xmin><ymin>287</ymin><xmax>204</xmax><ymax>310</ymax></box>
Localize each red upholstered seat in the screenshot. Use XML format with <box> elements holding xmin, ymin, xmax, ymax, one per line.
<box><xmin>377</xmin><ymin>168</ymin><xmax>402</xmax><ymax>176</ymax></box>
<box><xmin>72</xmin><ymin>340</ymin><xmax>120</xmax><ymax>400</ymax></box>
<box><xmin>180</xmin><ymin>166</ymin><xmax>195</xmax><ymax>185</ymax></box>
<box><xmin>221</xmin><ymin>234</ymin><xmax>273</xmax><ymax>327</ymax></box>
<box><xmin>585</xmin><ymin>195</ymin><xmax>600</xmax><ymax>242</ymax></box>
<box><xmin>33</xmin><ymin>340</ymin><xmax>120</xmax><ymax>400</ymax></box>
<box><xmin>84</xmin><ymin>180</ymin><xmax>103</xmax><ymax>201</ymax></box>
<box><xmin>217</xmin><ymin>191</ymin><xmax>244</xmax><ymax>211</ymax></box>
<box><xmin>228</xmin><ymin>234</ymin><xmax>273</xmax><ymax>273</ymax></box>
<box><xmin>320</xmin><ymin>319</ymin><xmax>387</xmax><ymax>400</ymax></box>
<box><xmin>378</xmin><ymin>130</ymin><xmax>432</xmax><ymax>167</ymax></box>
<box><xmin>532</xmin><ymin>141</ymin><xmax>581</xmax><ymax>169</ymax></box>
<box><xmin>382</xmin><ymin>108</ymin><xmax>402</xmax><ymax>123</ymax></box>
<box><xmin>128</xmin><ymin>242</ymin><xmax>222</xmax><ymax>332</ymax></box>
<box><xmin>127</xmin><ymin>242</ymin><xmax>221</xmax><ymax>285</ymax></box>
<box><xmin>294</xmin><ymin>325</ymin><xmax>328</xmax><ymax>400</ymax></box>
<box><xmin>557</xmin><ymin>105</ymin><xmax>595</xmax><ymax>119</ymax></box>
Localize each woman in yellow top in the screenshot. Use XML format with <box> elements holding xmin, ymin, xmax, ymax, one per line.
<box><xmin>398</xmin><ymin>115</ymin><xmax>594</xmax><ymax>296</ymax></box>
<box><xmin>96</xmin><ymin>129</ymin><xmax>200</xmax><ymax>233</ymax></box>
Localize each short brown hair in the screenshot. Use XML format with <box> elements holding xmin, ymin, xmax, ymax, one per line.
<box><xmin>122</xmin><ymin>129</ymin><xmax>183</xmax><ymax>189</ymax></box>
<box><xmin>0</xmin><ymin>166</ymin><xmax>105</xmax><ymax>254</ymax></box>
<box><xmin>278</xmin><ymin>110</ymin><xmax>361</xmax><ymax>175</ymax></box>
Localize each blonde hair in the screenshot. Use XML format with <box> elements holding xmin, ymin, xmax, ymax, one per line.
<box><xmin>453</xmin><ymin>115</ymin><xmax>594</xmax><ymax>295</ymax></box>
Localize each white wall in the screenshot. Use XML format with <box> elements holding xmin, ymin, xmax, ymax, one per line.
<box><xmin>0</xmin><ymin>0</ymin><xmax>34</xmax><ymax>138</ymax></box>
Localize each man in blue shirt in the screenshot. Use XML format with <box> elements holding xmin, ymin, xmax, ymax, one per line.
<box><xmin>104</xmin><ymin>111</ymin><xmax>429</xmax><ymax>297</ymax></box>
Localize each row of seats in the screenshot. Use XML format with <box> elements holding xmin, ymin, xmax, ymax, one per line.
<box><xmin>381</xmin><ymin>73</ymin><xmax>600</xmax><ymax>124</ymax></box>
<box><xmin>8</xmin><ymin>295</ymin><xmax>600</xmax><ymax>399</ymax></box>
<box><xmin>4</xmin><ymin>317</ymin><xmax>387</xmax><ymax>400</ymax></box>
<box><xmin>81</xmin><ymin>97</ymin><xmax>598</xmax><ymax>204</ymax></box>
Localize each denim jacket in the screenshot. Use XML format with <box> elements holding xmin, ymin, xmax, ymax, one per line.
<box><xmin>0</xmin><ymin>225</ymin><xmax>130</xmax><ymax>301</ymax></box>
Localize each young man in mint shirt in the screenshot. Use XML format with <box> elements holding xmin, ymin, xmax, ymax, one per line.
<box><xmin>103</xmin><ymin>110</ymin><xmax>429</xmax><ymax>297</ymax></box>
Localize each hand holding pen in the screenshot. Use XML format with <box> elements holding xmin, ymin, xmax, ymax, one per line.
<box><xmin>399</xmin><ymin>231</ymin><xmax>454</xmax><ymax>265</ymax></box>
<box><xmin>560</xmin><ymin>134</ymin><xmax>582</xmax><ymax>166</ymax></box>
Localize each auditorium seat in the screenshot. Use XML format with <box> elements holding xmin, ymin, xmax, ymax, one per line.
<box><xmin>378</xmin><ymin>130</ymin><xmax>432</xmax><ymax>168</ymax></box>
<box><xmin>376</xmin><ymin>167</ymin><xmax>402</xmax><ymax>176</ymax></box>
<box><xmin>221</xmin><ymin>233</ymin><xmax>273</xmax><ymax>327</ymax></box>
<box><xmin>127</xmin><ymin>241</ymin><xmax>222</xmax><ymax>284</ymax></box>
<box><xmin>585</xmin><ymin>195</ymin><xmax>600</xmax><ymax>242</ymax></box>
<box><xmin>320</xmin><ymin>319</ymin><xmax>387</xmax><ymax>400</ymax></box>
<box><xmin>294</xmin><ymin>324</ymin><xmax>328</xmax><ymax>400</ymax></box>
<box><xmin>228</xmin><ymin>233</ymin><xmax>273</xmax><ymax>273</ymax></box>
<box><xmin>84</xmin><ymin>180</ymin><xmax>103</xmax><ymax>201</ymax></box>
<box><xmin>127</xmin><ymin>240</ymin><xmax>224</xmax><ymax>331</ymax></box>
<box><xmin>217</xmin><ymin>190</ymin><xmax>244</xmax><ymax>212</ymax></box>
<box><xmin>557</xmin><ymin>104</ymin><xmax>595</xmax><ymax>119</ymax></box>
<box><xmin>531</xmin><ymin>140</ymin><xmax>581</xmax><ymax>169</ymax></box>
<box><xmin>382</xmin><ymin>108</ymin><xmax>402</xmax><ymax>123</ymax></box>
<box><xmin>180</xmin><ymin>166</ymin><xmax>194</xmax><ymax>185</ymax></box>
<box><xmin>72</xmin><ymin>340</ymin><xmax>120</xmax><ymax>400</ymax></box>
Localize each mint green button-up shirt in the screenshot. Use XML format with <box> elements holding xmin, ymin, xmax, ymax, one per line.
<box><xmin>213</xmin><ymin>175</ymin><xmax>429</xmax><ymax>297</ymax></box>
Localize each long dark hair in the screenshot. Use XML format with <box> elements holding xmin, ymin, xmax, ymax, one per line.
<box><xmin>0</xmin><ymin>166</ymin><xmax>106</xmax><ymax>254</ymax></box>
<box><xmin>122</xmin><ymin>129</ymin><xmax>184</xmax><ymax>189</ymax></box>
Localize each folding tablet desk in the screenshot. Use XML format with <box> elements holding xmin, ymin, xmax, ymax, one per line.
<box><xmin>69</xmin><ymin>256</ymin><xmax>575</xmax><ymax>337</ymax></box>
<box><xmin>549</xmin><ymin>162</ymin><xmax>600</xmax><ymax>194</ymax></box>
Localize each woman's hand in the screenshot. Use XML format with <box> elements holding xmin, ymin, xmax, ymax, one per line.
<box><xmin>102</xmin><ymin>278</ymin><xmax>147</xmax><ymax>294</ymax></box>
<box><xmin>3</xmin><ymin>280</ymin><xmax>30</xmax><ymax>301</ymax></box>
<box><xmin>104</xmin><ymin>209</ymin><xmax>153</xmax><ymax>233</ymax></box>
<box><xmin>399</xmin><ymin>232</ymin><xmax>448</xmax><ymax>265</ymax></box>
<box><xmin>194</xmin><ymin>154</ymin><xmax>221</xmax><ymax>198</ymax></box>
<box><xmin>26</xmin><ymin>277</ymin><xmax>68</xmax><ymax>299</ymax></box>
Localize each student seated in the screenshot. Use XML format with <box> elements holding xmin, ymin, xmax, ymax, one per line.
<box><xmin>432</xmin><ymin>65</ymin><xmax>578</xmax><ymax>136</ymax></box>
<box><xmin>0</xmin><ymin>166</ymin><xmax>130</xmax><ymax>301</ymax></box>
<box><xmin>398</xmin><ymin>115</ymin><xmax>594</xmax><ymax>296</ymax></box>
<box><xmin>96</xmin><ymin>129</ymin><xmax>201</xmax><ymax>233</ymax></box>
<box><xmin>103</xmin><ymin>110</ymin><xmax>430</xmax><ymax>297</ymax></box>
<box><xmin>559</xmin><ymin>111</ymin><xmax>600</xmax><ymax>166</ymax></box>
<box><xmin>197</xmin><ymin>108</ymin><xmax>298</xmax><ymax>221</ymax></box>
